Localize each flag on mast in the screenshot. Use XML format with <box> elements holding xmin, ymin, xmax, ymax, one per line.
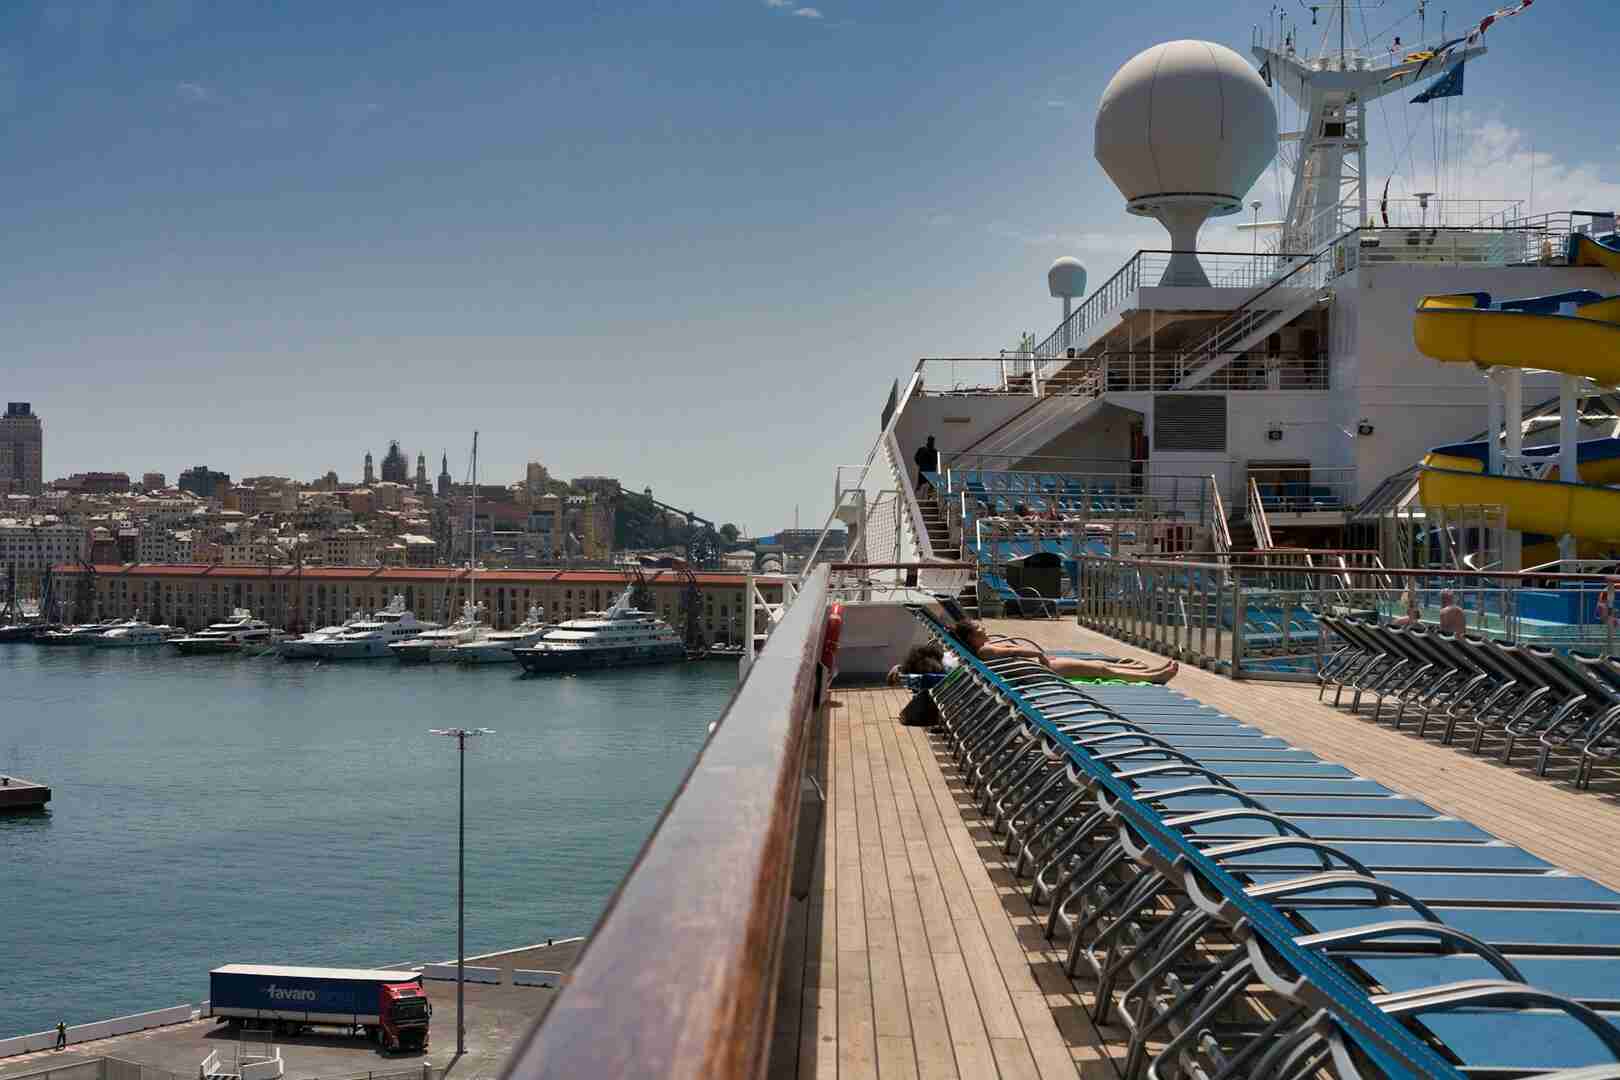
<box><xmin>1411</xmin><ymin>60</ymin><xmax>1466</xmax><ymax>104</ymax></box>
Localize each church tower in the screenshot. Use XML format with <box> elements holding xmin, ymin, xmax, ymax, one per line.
<box><xmin>437</xmin><ymin>451</ymin><xmax>452</xmax><ymax>498</ymax></box>
<box><xmin>415</xmin><ymin>452</ymin><xmax>429</xmax><ymax>494</ymax></box>
<box><xmin>363</xmin><ymin>451</ymin><xmax>375</xmax><ymax>486</ymax></box>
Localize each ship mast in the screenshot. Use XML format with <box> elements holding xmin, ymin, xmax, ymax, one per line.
<box><xmin>1254</xmin><ymin>3</ymin><xmax>1487</xmax><ymax>254</ymax></box>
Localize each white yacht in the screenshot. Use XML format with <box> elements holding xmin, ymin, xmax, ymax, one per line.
<box><xmin>172</xmin><ymin>610</ymin><xmax>282</xmax><ymax>655</ymax></box>
<box><xmin>389</xmin><ymin>600</ymin><xmax>488</xmax><ymax>664</ymax></box>
<box><xmin>307</xmin><ymin>595</ymin><xmax>437</xmax><ymax>660</ymax></box>
<box><xmin>452</xmin><ymin>605</ymin><xmax>551</xmax><ymax>665</ymax></box>
<box><xmin>36</xmin><ymin>621</ymin><xmax>118</xmax><ymax>646</ymax></box>
<box><xmin>279</xmin><ymin>610</ymin><xmax>367</xmax><ymax>660</ymax></box>
<box><xmin>514</xmin><ymin>588</ymin><xmax>683</xmax><ymax>673</ymax></box>
<box><xmin>95</xmin><ymin>616</ymin><xmax>177</xmax><ymax>648</ymax></box>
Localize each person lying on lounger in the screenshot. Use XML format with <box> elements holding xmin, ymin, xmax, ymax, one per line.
<box><xmin>949</xmin><ymin>619</ymin><xmax>1178</xmax><ymax>684</ymax></box>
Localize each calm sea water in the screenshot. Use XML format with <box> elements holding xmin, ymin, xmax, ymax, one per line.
<box><xmin>0</xmin><ymin>644</ymin><xmax>736</xmax><ymax>1035</ymax></box>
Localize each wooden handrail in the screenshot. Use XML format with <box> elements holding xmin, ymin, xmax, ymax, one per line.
<box><xmin>505</xmin><ymin>565</ymin><xmax>830</xmax><ymax>1079</ymax></box>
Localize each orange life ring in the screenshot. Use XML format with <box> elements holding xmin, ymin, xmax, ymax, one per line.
<box><xmin>821</xmin><ymin>603</ymin><xmax>844</xmax><ymax>668</ymax></box>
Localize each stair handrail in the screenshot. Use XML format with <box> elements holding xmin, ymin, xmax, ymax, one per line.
<box><xmin>881</xmin><ymin>427</ymin><xmax>932</xmax><ymax>563</ymax></box>
<box><xmin>1181</xmin><ymin>229</ymin><xmax>1355</xmax><ymax>370</ymax></box>
<box><xmin>1247</xmin><ymin>477</ymin><xmax>1276</xmax><ymax>552</ymax></box>
<box><xmin>1207</xmin><ymin>476</ymin><xmax>1233</xmax><ymax>559</ymax></box>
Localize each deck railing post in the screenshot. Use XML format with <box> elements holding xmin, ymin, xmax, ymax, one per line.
<box><xmin>1232</xmin><ymin>577</ymin><xmax>1246</xmax><ymax>677</ymax></box>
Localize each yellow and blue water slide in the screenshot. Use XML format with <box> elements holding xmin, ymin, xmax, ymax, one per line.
<box><xmin>1570</xmin><ymin>231</ymin><xmax>1620</xmax><ymax>273</ymax></box>
<box><xmin>1413</xmin><ymin>288</ymin><xmax>1620</xmax><ymax>542</ymax></box>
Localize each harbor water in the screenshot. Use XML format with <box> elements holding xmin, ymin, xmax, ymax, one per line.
<box><xmin>0</xmin><ymin>644</ymin><xmax>735</xmax><ymax>1036</ymax></box>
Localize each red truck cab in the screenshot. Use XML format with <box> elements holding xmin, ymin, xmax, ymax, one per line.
<box><xmin>376</xmin><ymin>979</ymin><xmax>432</xmax><ymax>1052</ymax></box>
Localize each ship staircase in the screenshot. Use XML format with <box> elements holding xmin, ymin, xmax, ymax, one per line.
<box><xmin>1173</xmin><ymin>240</ymin><xmax>1333</xmax><ymax>389</ymax></box>
<box><xmin>914</xmin><ymin>486</ymin><xmax>978</xmax><ymax>616</ymax></box>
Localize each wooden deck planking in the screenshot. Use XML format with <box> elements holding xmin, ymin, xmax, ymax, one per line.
<box><xmin>771</xmin><ymin>687</ymin><xmax>1117</xmax><ymax>1078</ymax></box>
<box><xmin>987</xmin><ymin>617</ymin><xmax>1620</xmax><ymax>892</ymax></box>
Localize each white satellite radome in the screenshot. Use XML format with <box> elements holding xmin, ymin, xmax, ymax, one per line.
<box><xmin>1047</xmin><ymin>256</ymin><xmax>1087</xmax><ymax>322</ymax></box>
<box><xmin>1095</xmin><ymin>39</ymin><xmax>1278</xmax><ymax>286</ymax></box>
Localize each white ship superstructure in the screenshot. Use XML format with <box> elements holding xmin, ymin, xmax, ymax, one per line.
<box><xmin>887</xmin><ymin>13</ymin><xmax>1616</xmax><ymax>576</ymax></box>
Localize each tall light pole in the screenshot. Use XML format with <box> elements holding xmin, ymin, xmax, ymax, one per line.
<box><xmin>428</xmin><ymin>726</ymin><xmax>494</xmax><ymax>1057</ymax></box>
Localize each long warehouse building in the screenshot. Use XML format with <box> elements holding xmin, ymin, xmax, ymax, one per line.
<box><xmin>49</xmin><ymin>564</ymin><xmax>789</xmax><ymax>640</ymax></box>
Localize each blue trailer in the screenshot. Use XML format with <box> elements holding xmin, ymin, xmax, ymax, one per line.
<box><xmin>209</xmin><ymin>965</ymin><xmax>432</xmax><ymax>1052</ymax></box>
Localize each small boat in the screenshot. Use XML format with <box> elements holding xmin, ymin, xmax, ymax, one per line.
<box><xmin>95</xmin><ymin>615</ymin><xmax>178</xmax><ymax>648</ymax></box>
<box><xmin>36</xmin><ymin>622</ymin><xmax>117</xmax><ymax>646</ymax></box>
<box><xmin>307</xmin><ymin>595</ymin><xmax>437</xmax><ymax>660</ymax></box>
<box><xmin>279</xmin><ymin>610</ymin><xmax>366</xmax><ymax>659</ymax></box>
<box><xmin>514</xmin><ymin>587</ymin><xmax>684</xmax><ymax>674</ymax></box>
<box><xmin>0</xmin><ymin>623</ymin><xmax>42</xmax><ymax>642</ymax></box>
<box><xmin>389</xmin><ymin>601</ymin><xmax>488</xmax><ymax>664</ymax></box>
<box><xmin>172</xmin><ymin>610</ymin><xmax>282</xmax><ymax>655</ymax></box>
<box><xmin>452</xmin><ymin>605</ymin><xmax>552</xmax><ymax>664</ymax></box>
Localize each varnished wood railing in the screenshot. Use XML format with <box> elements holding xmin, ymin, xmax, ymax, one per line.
<box><xmin>504</xmin><ymin>564</ymin><xmax>830</xmax><ymax>1080</ymax></box>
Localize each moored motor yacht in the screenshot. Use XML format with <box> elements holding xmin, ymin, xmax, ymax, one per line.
<box><xmin>389</xmin><ymin>600</ymin><xmax>488</xmax><ymax>664</ymax></box>
<box><xmin>279</xmin><ymin>610</ymin><xmax>367</xmax><ymax>659</ymax></box>
<box><xmin>307</xmin><ymin>595</ymin><xmax>437</xmax><ymax>660</ymax></box>
<box><xmin>94</xmin><ymin>615</ymin><xmax>178</xmax><ymax>648</ymax></box>
<box><xmin>36</xmin><ymin>621</ymin><xmax>118</xmax><ymax>646</ymax></box>
<box><xmin>171</xmin><ymin>610</ymin><xmax>282</xmax><ymax>655</ymax></box>
<box><xmin>452</xmin><ymin>605</ymin><xmax>551</xmax><ymax>664</ymax></box>
<box><xmin>513</xmin><ymin>588</ymin><xmax>683</xmax><ymax>674</ymax></box>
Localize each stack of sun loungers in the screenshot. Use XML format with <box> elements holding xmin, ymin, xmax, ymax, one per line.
<box><xmin>1315</xmin><ymin>615</ymin><xmax>1620</xmax><ymax>789</ymax></box>
<box><xmin>914</xmin><ymin>610</ymin><xmax>1620</xmax><ymax>1079</ymax></box>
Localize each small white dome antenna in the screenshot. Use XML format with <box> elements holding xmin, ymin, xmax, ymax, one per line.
<box><xmin>1094</xmin><ymin>40</ymin><xmax>1278</xmax><ymax>286</ymax></box>
<box><xmin>1047</xmin><ymin>257</ymin><xmax>1087</xmax><ymax>324</ymax></box>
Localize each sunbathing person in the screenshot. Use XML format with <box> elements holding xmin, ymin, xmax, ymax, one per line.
<box><xmin>951</xmin><ymin>619</ymin><xmax>1178</xmax><ymax>684</ymax></box>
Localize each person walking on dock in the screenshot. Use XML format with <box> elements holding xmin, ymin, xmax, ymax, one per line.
<box><xmin>55</xmin><ymin>1021</ymin><xmax>66</xmax><ymax>1050</ymax></box>
<box><xmin>913</xmin><ymin>436</ymin><xmax>940</xmax><ymax>495</ymax></box>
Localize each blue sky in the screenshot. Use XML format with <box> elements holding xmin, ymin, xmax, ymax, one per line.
<box><xmin>3</xmin><ymin>1</ymin><xmax>1615</xmax><ymax>533</ymax></box>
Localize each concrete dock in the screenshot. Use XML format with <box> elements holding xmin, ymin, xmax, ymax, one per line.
<box><xmin>0</xmin><ymin>776</ymin><xmax>50</xmax><ymax>811</ymax></box>
<box><xmin>0</xmin><ymin>941</ymin><xmax>585</xmax><ymax>1080</ymax></box>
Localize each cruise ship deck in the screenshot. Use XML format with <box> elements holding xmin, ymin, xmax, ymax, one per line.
<box><xmin>768</xmin><ymin>618</ymin><xmax>1620</xmax><ymax>1079</ymax></box>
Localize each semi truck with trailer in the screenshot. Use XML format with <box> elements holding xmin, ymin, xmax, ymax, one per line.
<box><xmin>208</xmin><ymin>965</ymin><xmax>432</xmax><ymax>1052</ymax></box>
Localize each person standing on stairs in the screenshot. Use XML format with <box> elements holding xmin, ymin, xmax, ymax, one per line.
<box><xmin>914</xmin><ymin>435</ymin><xmax>940</xmax><ymax>497</ymax></box>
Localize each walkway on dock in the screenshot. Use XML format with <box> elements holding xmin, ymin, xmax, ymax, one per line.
<box><xmin>770</xmin><ymin>616</ymin><xmax>1620</xmax><ymax>1079</ymax></box>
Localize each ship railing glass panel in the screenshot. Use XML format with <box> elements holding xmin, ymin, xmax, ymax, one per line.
<box><xmin>912</xmin><ymin>609</ymin><xmax>1620</xmax><ymax>1079</ymax></box>
<box><xmin>1073</xmin><ymin>552</ymin><xmax>1620</xmax><ymax>681</ymax></box>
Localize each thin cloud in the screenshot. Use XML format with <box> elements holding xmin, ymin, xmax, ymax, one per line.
<box><xmin>763</xmin><ymin>0</ymin><xmax>826</xmax><ymax>19</ymax></box>
<box><xmin>175</xmin><ymin>81</ymin><xmax>220</xmax><ymax>104</ymax></box>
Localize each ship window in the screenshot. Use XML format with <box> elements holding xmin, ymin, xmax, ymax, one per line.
<box><xmin>1153</xmin><ymin>395</ymin><xmax>1227</xmax><ymax>452</ymax></box>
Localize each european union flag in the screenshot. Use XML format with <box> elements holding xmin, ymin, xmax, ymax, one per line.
<box><xmin>1411</xmin><ymin>60</ymin><xmax>1465</xmax><ymax>104</ymax></box>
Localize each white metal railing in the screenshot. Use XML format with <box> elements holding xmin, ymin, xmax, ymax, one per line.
<box><xmin>1247</xmin><ymin>478</ymin><xmax>1276</xmax><ymax>551</ymax></box>
<box><xmin>1209</xmin><ymin>476</ymin><xmax>1233</xmax><ymax>557</ymax></box>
